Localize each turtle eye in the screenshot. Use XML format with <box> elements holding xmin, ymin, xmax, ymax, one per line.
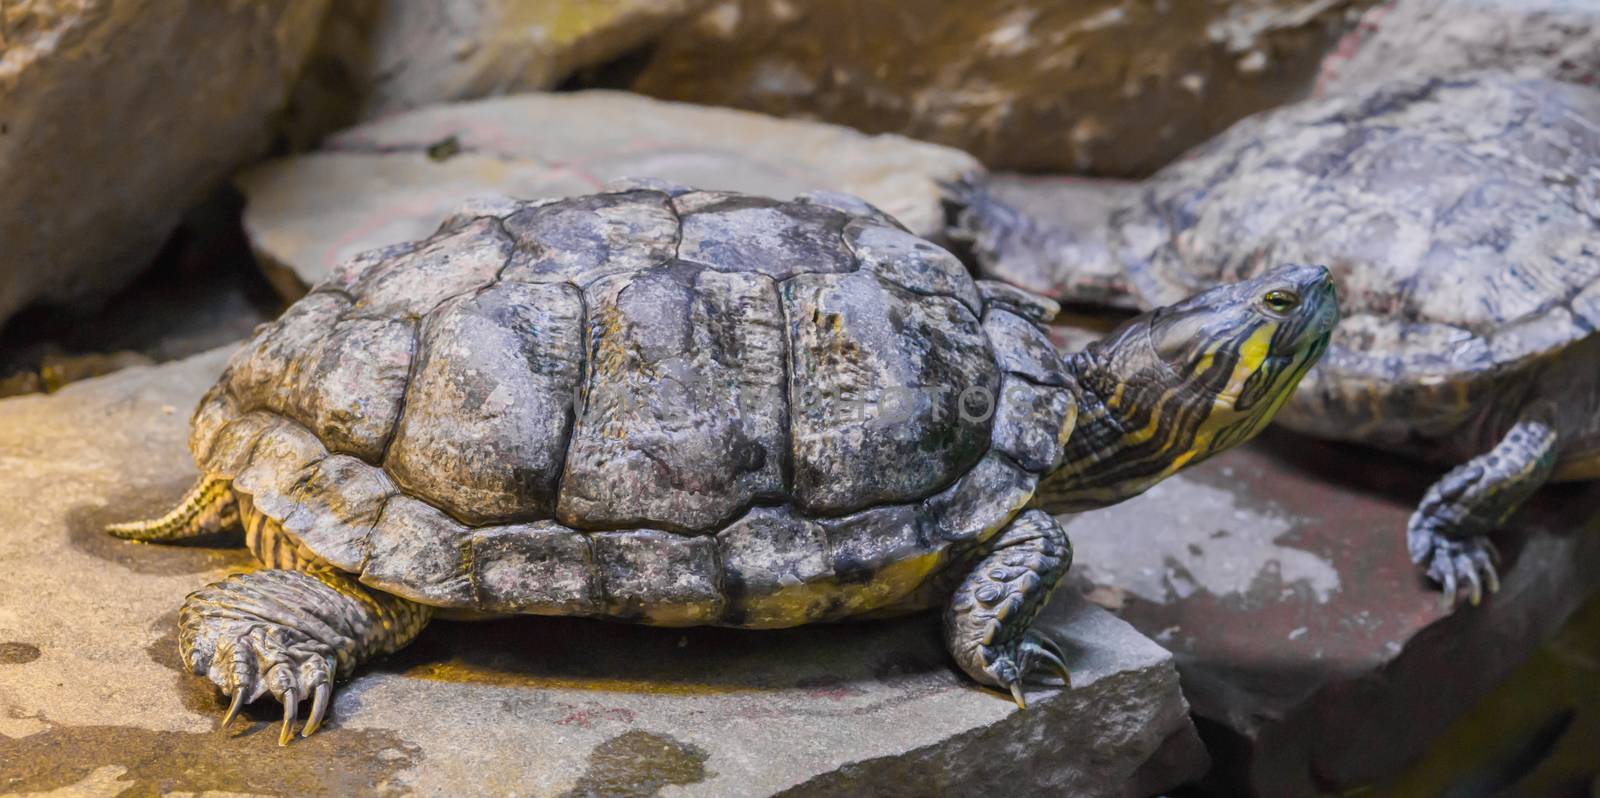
<box><xmin>1262</xmin><ymin>289</ymin><xmax>1299</xmax><ymax>314</ymax></box>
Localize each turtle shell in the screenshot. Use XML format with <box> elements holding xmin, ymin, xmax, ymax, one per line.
<box><xmin>189</xmin><ymin>187</ymin><xmax>1076</xmax><ymax>627</ymax></box>
<box><xmin>1110</xmin><ymin>74</ymin><xmax>1600</xmax><ymax>448</ymax></box>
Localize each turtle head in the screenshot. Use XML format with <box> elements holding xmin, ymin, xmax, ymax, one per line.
<box><xmin>1039</xmin><ymin>264</ymin><xmax>1338</xmax><ymax>511</ymax></box>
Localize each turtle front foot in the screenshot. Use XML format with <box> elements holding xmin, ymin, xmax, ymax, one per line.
<box><xmin>1408</xmin><ymin>409</ymin><xmax>1558</xmax><ymax>609</ymax></box>
<box><xmin>944</xmin><ymin>510</ymin><xmax>1073</xmax><ymax>708</ymax></box>
<box><xmin>181</xmin><ymin>571</ymin><xmax>345</xmax><ymax>744</ymax></box>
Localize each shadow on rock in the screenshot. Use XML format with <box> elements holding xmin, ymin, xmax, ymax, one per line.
<box><xmin>370</xmin><ymin>612</ymin><xmax>952</xmax><ymax>697</ymax></box>
<box><xmin>65</xmin><ymin>481</ymin><xmax>251</xmax><ymax>576</ymax></box>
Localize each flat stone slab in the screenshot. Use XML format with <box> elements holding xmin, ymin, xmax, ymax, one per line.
<box><xmin>0</xmin><ymin>351</ymin><xmax>1205</xmax><ymax>797</ymax></box>
<box><xmin>236</xmin><ymin>90</ymin><xmax>980</xmax><ymax>301</ymax></box>
<box><xmin>1061</xmin><ymin>427</ymin><xmax>1600</xmax><ymax>797</ymax></box>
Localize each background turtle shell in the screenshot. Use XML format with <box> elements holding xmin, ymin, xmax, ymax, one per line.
<box><xmin>187</xmin><ymin>188</ymin><xmax>1075</xmax><ymax>626</ymax></box>
<box><xmin>1109</xmin><ymin>74</ymin><xmax>1600</xmax><ymax>448</ymax></box>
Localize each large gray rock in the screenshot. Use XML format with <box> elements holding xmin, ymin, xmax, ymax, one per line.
<box><xmin>283</xmin><ymin>0</ymin><xmax>714</xmax><ymax>144</ymax></box>
<box><xmin>236</xmin><ymin>91</ymin><xmax>981</xmax><ymax>300</ymax></box>
<box><xmin>0</xmin><ymin>351</ymin><xmax>1206</xmax><ymax>796</ymax></box>
<box><xmin>1317</xmin><ymin>0</ymin><xmax>1600</xmax><ymax>96</ymax></box>
<box><xmin>1061</xmin><ymin>429</ymin><xmax>1600</xmax><ymax>796</ymax></box>
<box><xmin>0</xmin><ymin>0</ymin><xmax>327</xmax><ymax>329</ymax></box>
<box><xmin>610</xmin><ymin>0</ymin><xmax>1374</xmax><ymax>175</ymax></box>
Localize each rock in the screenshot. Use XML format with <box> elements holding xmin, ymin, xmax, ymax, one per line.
<box><xmin>1060</xmin><ymin>428</ymin><xmax>1600</xmax><ymax>796</ymax></box>
<box><xmin>0</xmin><ymin>0</ymin><xmax>327</xmax><ymax>329</ymax></box>
<box><xmin>283</xmin><ymin>0</ymin><xmax>714</xmax><ymax>144</ymax></box>
<box><xmin>237</xmin><ymin>91</ymin><xmax>979</xmax><ymax>299</ymax></box>
<box><xmin>607</xmin><ymin>0</ymin><xmax>1373</xmax><ymax>175</ymax></box>
<box><xmin>1316</xmin><ymin>0</ymin><xmax>1600</xmax><ymax>96</ymax></box>
<box><xmin>0</xmin><ymin>352</ymin><xmax>1207</xmax><ymax>796</ymax></box>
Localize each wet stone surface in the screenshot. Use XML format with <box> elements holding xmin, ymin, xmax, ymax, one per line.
<box><xmin>1062</xmin><ymin>427</ymin><xmax>1600</xmax><ymax>797</ymax></box>
<box><xmin>0</xmin><ymin>351</ymin><xmax>1206</xmax><ymax>796</ymax></box>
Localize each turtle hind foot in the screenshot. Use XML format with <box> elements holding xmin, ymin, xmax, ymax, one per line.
<box><xmin>180</xmin><ymin>569</ymin><xmax>431</xmax><ymax>744</ymax></box>
<box><xmin>944</xmin><ymin>510</ymin><xmax>1074</xmax><ymax>708</ymax></box>
<box><xmin>107</xmin><ymin>475</ymin><xmax>237</xmax><ymax>542</ymax></box>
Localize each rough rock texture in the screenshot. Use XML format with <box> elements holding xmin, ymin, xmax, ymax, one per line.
<box><xmin>611</xmin><ymin>0</ymin><xmax>1374</xmax><ymax>175</ymax></box>
<box><xmin>0</xmin><ymin>0</ymin><xmax>327</xmax><ymax>330</ymax></box>
<box><xmin>236</xmin><ymin>91</ymin><xmax>980</xmax><ymax>299</ymax></box>
<box><xmin>0</xmin><ymin>352</ymin><xmax>1207</xmax><ymax>796</ymax></box>
<box><xmin>283</xmin><ymin>0</ymin><xmax>713</xmax><ymax>145</ymax></box>
<box><xmin>1316</xmin><ymin>0</ymin><xmax>1600</xmax><ymax>96</ymax></box>
<box><xmin>1061</xmin><ymin>427</ymin><xmax>1600</xmax><ymax>796</ymax></box>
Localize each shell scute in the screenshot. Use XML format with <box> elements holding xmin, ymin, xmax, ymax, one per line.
<box><xmin>281</xmin><ymin>454</ymin><xmax>395</xmax><ymax>574</ymax></box>
<box><xmin>593</xmin><ymin>530</ymin><xmax>725</xmax><ymax>626</ymax></box>
<box><xmin>677</xmin><ymin>193</ymin><xmax>853</xmax><ymax>280</ymax></box>
<box><xmin>470</xmin><ymin>522</ymin><xmax>601</xmax><ymax>615</ymax></box>
<box><xmin>360</xmin><ymin>495</ymin><xmax>474</xmax><ymax>606</ymax></box>
<box><xmin>556</xmin><ymin>264</ymin><xmax>787</xmax><ymax>533</ymax></box>
<box><xmin>784</xmin><ymin>271</ymin><xmax>998</xmax><ymax>515</ymax></box>
<box><xmin>386</xmin><ymin>280</ymin><xmax>585</xmax><ymax>525</ymax></box>
<box><xmin>349</xmin><ymin>218</ymin><xmax>512</xmax><ymax>319</ymax></box>
<box><xmin>500</xmin><ymin>190</ymin><xmax>678</xmax><ymax>286</ymax></box>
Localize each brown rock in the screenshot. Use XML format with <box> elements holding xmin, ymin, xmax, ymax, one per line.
<box><xmin>283</xmin><ymin>0</ymin><xmax>715</xmax><ymax>144</ymax></box>
<box><xmin>236</xmin><ymin>91</ymin><xmax>979</xmax><ymax>300</ymax></box>
<box><xmin>1317</xmin><ymin>0</ymin><xmax>1600</xmax><ymax>96</ymax></box>
<box><xmin>1062</xmin><ymin>428</ymin><xmax>1600</xmax><ymax>796</ymax></box>
<box><xmin>0</xmin><ymin>0</ymin><xmax>327</xmax><ymax>328</ymax></box>
<box><xmin>614</xmin><ymin>0</ymin><xmax>1373</xmax><ymax>175</ymax></box>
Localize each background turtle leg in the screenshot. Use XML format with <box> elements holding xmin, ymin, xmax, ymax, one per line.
<box><xmin>943</xmin><ymin>509</ymin><xmax>1073</xmax><ymax>708</ymax></box>
<box><xmin>1409</xmin><ymin>408</ymin><xmax>1560</xmax><ymax>607</ymax></box>
<box><xmin>180</xmin><ymin>568</ymin><xmax>432</xmax><ymax>744</ymax></box>
<box><xmin>941</xmin><ymin>175</ymin><xmax>1134</xmax><ymax>309</ymax></box>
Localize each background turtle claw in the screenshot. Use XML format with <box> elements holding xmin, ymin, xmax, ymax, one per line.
<box><xmin>1410</xmin><ymin>525</ymin><xmax>1500</xmax><ymax>609</ymax></box>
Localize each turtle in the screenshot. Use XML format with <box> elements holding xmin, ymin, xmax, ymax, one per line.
<box><xmin>108</xmin><ymin>181</ymin><xmax>1336</xmax><ymax>744</ymax></box>
<box><xmin>945</xmin><ymin>72</ymin><xmax>1600</xmax><ymax>607</ymax></box>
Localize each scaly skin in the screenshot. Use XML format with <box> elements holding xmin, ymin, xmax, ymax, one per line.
<box><xmin>1408</xmin><ymin>405</ymin><xmax>1560</xmax><ymax>607</ymax></box>
<box><xmin>181</xmin><ymin>568</ymin><xmax>432</xmax><ymax>744</ymax></box>
<box><xmin>106</xmin><ymin>475</ymin><xmax>237</xmax><ymax>542</ymax></box>
<box><xmin>944</xmin><ymin>511</ymin><xmax>1073</xmax><ymax>707</ymax></box>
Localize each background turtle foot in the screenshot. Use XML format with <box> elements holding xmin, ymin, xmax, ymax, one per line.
<box><xmin>1407</xmin><ymin>520</ymin><xmax>1500</xmax><ymax>609</ymax></box>
<box><xmin>1409</xmin><ymin>414</ymin><xmax>1559</xmax><ymax>608</ymax></box>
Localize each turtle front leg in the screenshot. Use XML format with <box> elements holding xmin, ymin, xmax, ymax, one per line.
<box><xmin>1409</xmin><ymin>408</ymin><xmax>1559</xmax><ymax>608</ymax></box>
<box><xmin>180</xmin><ymin>569</ymin><xmax>432</xmax><ymax>744</ymax></box>
<box><xmin>944</xmin><ymin>509</ymin><xmax>1073</xmax><ymax>708</ymax></box>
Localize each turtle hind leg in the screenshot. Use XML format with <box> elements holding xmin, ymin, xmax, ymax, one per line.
<box><xmin>107</xmin><ymin>474</ymin><xmax>239</xmax><ymax>542</ymax></box>
<box><xmin>182</xmin><ymin>568</ymin><xmax>432</xmax><ymax>744</ymax></box>
<box><xmin>944</xmin><ymin>509</ymin><xmax>1074</xmax><ymax>709</ymax></box>
<box><xmin>185</xmin><ymin>506</ymin><xmax>432</xmax><ymax>744</ymax></box>
<box><xmin>1409</xmin><ymin>408</ymin><xmax>1560</xmax><ymax>608</ymax></box>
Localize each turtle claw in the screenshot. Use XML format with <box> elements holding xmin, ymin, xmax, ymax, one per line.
<box><xmin>279</xmin><ymin>689</ymin><xmax>299</xmax><ymax>746</ymax></box>
<box><xmin>220</xmin><ymin>690</ymin><xmax>244</xmax><ymax>729</ymax></box>
<box><xmin>1023</xmin><ymin>634</ymin><xmax>1073</xmax><ymax>689</ymax></box>
<box><xmin>1009</xmin><ymin>681</ymin><xmax>1027</xmax><ymax>710</ymax></box>
<box><xmin>179</xmin><ymin>577</ymin><xmax>341</xmax><ymax>745</ymax></box>
<box><xmin>304</xmin><ymin>683</ymin><xmax>330</xmax><ymax>738</ymax></box>
<box><xmin>1409</xmin><ymin>516</ymin><xmax>1501</xmax><ymax>610</ymax></box>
